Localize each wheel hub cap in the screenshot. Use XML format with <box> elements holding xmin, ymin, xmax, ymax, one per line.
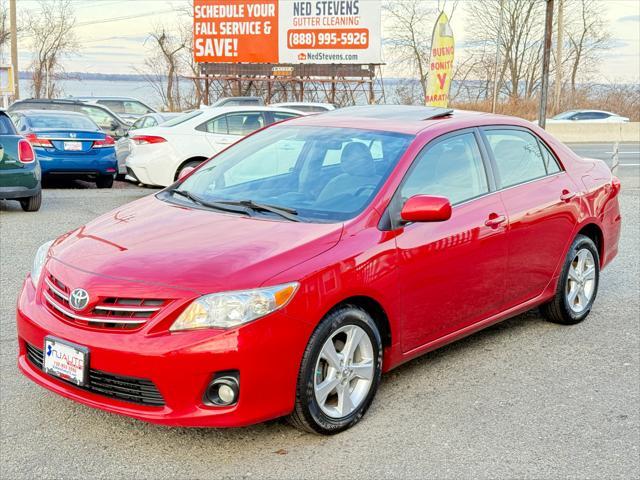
<box><xmin>565</xmin><ymin>248</ymin><xmax>596</xmax><ymax>313</ymax></box>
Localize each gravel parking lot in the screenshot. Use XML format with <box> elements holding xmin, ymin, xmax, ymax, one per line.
<box><xmin>1</xmin><ymin>145</ymin><xmax>638</xmax><ymax>479</ymax></box>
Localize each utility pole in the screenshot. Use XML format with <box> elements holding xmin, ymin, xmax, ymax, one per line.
<box><xmin>553</xmin><ymin>0</ymin><xmax>564</xmax><ymax>112</ymax></box>
<box><xmin>538</xmin><ymin>0</ymin><xmax>554</xmax><ymax>129</ymax></box>
<box><xmin>9</xmin><ymin>0</ymin><xmax>19</xmax><ymax>99</ymax></box>
<box><xmin>491</xmin><ymin>0</ymin><xmax>505</xmax><ymax>113</ymax></box>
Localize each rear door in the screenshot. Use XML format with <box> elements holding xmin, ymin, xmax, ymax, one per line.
<box><xmin>480</xmin><ymin>127</ymin><xmax>581</xmax><ymax>308</ymax></box>
<box><xmin>199</xmin><ymin>111</ymin><xmax>266</xmax><ymax>151</ymax></box>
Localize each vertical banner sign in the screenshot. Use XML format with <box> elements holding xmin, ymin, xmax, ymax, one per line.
<box><xmin>193</xmin><ymin>0</ymin><xmax>382</xmax><ymax>64</ymax></box>
<box><xmin>425</xmin><ymin>12</ymin><xmax>454</xmax><ymax>107</ymax></box>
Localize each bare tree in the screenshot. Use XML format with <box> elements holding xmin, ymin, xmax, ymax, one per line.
<box><xmin>0</xmin><ymin>0</ymin><xmax>9</xmax><ymax>52</ymax></box>
<box><xmin>139</xmin><ymin>25</ymin><xmax>186</xmax><ymax>111</ymax></box>
<box><xmin>464</xmin><ymin>0</ymin><xmax>546</xmax><ymax>100</ymax></box>
<box><xmin>383</xmin><ymin>0</ymin><xmax>436</xmax><ymax>104</ymax></box>
<box><xmin>563</xmin><ymin>0</ymin><xmax>610</xmax><ymax>95</ymax></box>
<box><xmin>24</xmin><ymin>0</ymin><xmax>77</xmax><ymax>98</ymax></box>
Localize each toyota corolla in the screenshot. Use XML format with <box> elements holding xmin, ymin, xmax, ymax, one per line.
<box><xmin>17</xmin><ymin>106</ymin><xmax>621</xmax><ymax>434</ymax></box>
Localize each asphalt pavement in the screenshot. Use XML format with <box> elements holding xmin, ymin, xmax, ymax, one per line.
<box><xmin>0</xmin><ymin>143</ymin><xmax>638</xmax><ymax>479</ymax></box>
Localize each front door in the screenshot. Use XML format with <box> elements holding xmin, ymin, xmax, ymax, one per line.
<box><xmin>394</xmin><ymin>131</ymin><xmax>510</xmax><ymax>352</ymax></box>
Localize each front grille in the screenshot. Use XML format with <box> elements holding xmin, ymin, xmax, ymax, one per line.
<box><xmin>43</xmin><ymin>273</ymin><xmax>167</xmax><ymax>330</ymax></box>
<box><xmin>25</xmin><ymin>343</ymin><xmax>165</xmax><ymax>407</ymax></box>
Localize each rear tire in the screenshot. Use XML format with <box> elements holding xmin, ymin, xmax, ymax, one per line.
<box><xmin>541</xmin><ymin>234</ymin><xmax>600</xmax><ymax>325</ymax></box>
<box><xmin>288</xmin><ymin>305</ymin><xmax>382</xmax><ymax>435</ymax></box>
<box><xmin>96</xmin><ymin>175</ymin><xmax>114</xmax><ymax>189</ymax></box>
<box><xmin>19</xmin><ymin>191</ymin><xmax>41</xmax><ymax>212</ymax></box>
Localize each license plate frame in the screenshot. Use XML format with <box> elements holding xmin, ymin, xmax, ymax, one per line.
<box><xmin>63</xmin><ymin>141</ymin><xmax>83</xmax><ymax>151</ymax></box>
<box><xmin>43</xmin><ymin>336</ymin><xmax>90</xmax><ymax>386</ymax></box>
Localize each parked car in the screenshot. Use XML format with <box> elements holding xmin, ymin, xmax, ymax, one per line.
<box><xmin>70</xmin><ymin>96</ymin><xmax>157</xmax><ymax>123</ymax></box>
<box><xmin>115</xmin><ymin>112</ymin><xmax>183</xmax><ymax>176</ymax></box>
<box><xmin>270</xmin><ymin>102</ymin><xmax>337</xmax><ymax>113</ymax></box>
<box><xmin>545</xmin><ymin>110</ymin><xmax>630</xmax><ymax>123</ymax></box>
<box><xmin>8</xmin><ymin>99</ymin><xmax>130</xmax><ymax>139</ymax></box>
<box><xmin>16</xmin><ymin>106</ymin><xmax>622</xmax><ymax>434</ymax></box>
<box><xmin>126</xmin><ymin>106</ymin><xmax>303</xmax><ymax>186</ymax></box>
<box><xmin>10</xmin><ymin>110</ymin><xmax>117</xmax><ymax>188</ymax></box>
<box><xmin>208</xmin><ymin>96</ymin><xmax>265</xmax><ymax>107</ymax></box>
<box><xmin>0</xmin><ymin>110</ymin><xmax>40</xmax><ymax>211</ymax></box>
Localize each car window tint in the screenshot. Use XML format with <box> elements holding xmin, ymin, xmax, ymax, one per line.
<box><xmin>26</xmin><ymin>114</ymin><xmax>97</xmax><ymax>130</ymax></box>
<box><xmin>79</xmin><ymin>106</ymin><xmax>114</xmax><ymax>128</ymax></box>
<box><xmin>226</xmin><ymin>112</ymin><xmax>264</xmax><ymax>135</ymax></box>
<box><xmin>485</xmin><ymin>129</ymin><xmax>548</xmax><ymax>188</ymax></box>
<box><xmin>401</xmin><ymin>133</ymin><xmax>489</xmax><ymax>204</ymax></box>
<box><xmin>538</xmin><ymin>140</ymin><xmax>561</xmax><ymax>174</ymax></box>
<box><xmin>199</xmin><ymin>115</ymin><xmax>228</xmax><ymax>134</ymax></box>
<box><xmin>98</xmin><ymin>100</ymin><xmax>125</xmax><ymax>114</ymax></box>
<box><xmin>223</xmin><ymin>137</ymin><xmax>305</xmax><ymax>187</ymax></box>
<box><xmin>271</xmin><ymin>112</ymin><xmax>299</xmax><ymax>123</ymax></box>
<box><xmin>123</xmin><ymin>101</ymin><xmax>152</xmax><ymax>115</ymax></box>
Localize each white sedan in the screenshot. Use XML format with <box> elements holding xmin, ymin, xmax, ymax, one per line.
<box><xmin>544</xmin><ymin>110</ymin><xmax>629</xmax><ymax>123</ymax></box>
<box><xmin>125</xmin><ymin>106</ymin><xmax>302</xmax><ymax>187</ymax></box>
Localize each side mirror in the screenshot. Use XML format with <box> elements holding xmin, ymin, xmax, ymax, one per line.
<box><xmin>400</xmin><ymin>195</ymin><xmax>452</xmax><ymax>223</ymax></box>
<box><xmin>178</xmin><ymin>166</ymin><xmax>196</xmax><ymax>180</ymax></box>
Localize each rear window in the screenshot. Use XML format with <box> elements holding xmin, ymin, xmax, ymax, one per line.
<box><xmin>0</xmin><ymin>114</ymin><xmax>16</xmax><ymax>134</ymax></box>
<box><xmin>26</xmin><ymin>114</ymin><xmax>98</xmax><ymax>131</ymax></box>
<box><xmin>162</xmin><ymin>110</ymin><xmax>203</xmax><ymax>127</ymax></box>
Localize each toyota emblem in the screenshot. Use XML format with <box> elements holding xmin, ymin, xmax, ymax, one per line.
<box><xmin>69</xmin><ymin>288</ymin><xmax>90</xmax><ymax>311</ymax></box>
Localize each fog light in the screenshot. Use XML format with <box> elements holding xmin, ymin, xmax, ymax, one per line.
<box><xmin>204</xmin><ymin>375</ymin><xmax>239</xmax><ymax>406</ymax></box>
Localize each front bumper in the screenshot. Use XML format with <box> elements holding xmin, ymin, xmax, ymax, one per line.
<box><xmin>17</xmin><ymin>277</ymin><xmax>310</xmax><ymax>427</ymax></box>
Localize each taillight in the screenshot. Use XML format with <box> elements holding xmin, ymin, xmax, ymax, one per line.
<box><xmin>93</xmin><ymin>135</ymin><xmax>116</xmax><ymax>148</ymax></box>
<box><xmin>131</xmin><ymin>135</ymin><xmax>167</xmax><ymax>145</ymax></box>
<box><xmin>18</xmin><ymin>139</ymin><xmax>36</xmax><ymax>163</ymax></box>
<box><xmin>24</xmin><ymin>133</ymin><xmax>53</xmax><ymax>148</ymax></box>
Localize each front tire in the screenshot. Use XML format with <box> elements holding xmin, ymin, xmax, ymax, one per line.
<box><xmin>19</xmin><ymin>191</ymin><xmax>42</xmax><ymax>212</ymax></box>
<box><xmin>541</xmin><ymin>234</ymin><xmax>600</xmax><ymax>325</ymax></box>
<box><xmin>96</xmin><ymin>175</ymin><xmax>114</xmax><ymax>189</ymax></box>
<box><xmin>288</xmin><ymin>305</ymin><xmax>382</xmax><ymax>434</ymax></box>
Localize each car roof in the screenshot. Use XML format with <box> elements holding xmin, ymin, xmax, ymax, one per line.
<box><xmin>283</xmin><ymin>105</ymin><xmax>513</xmax><ymax>135</ymax></box>
<box><xmin>198</xmin><ymin>105</ymin><xmax>304</xmax><ymax>116</ymax></box>
<box><xmin>17</xmin><ymin>109</ymin><xmax>89</xmax><ymax>117</ymax></box>
<box><xmin>71</xmin><ymin>96</ymin><xmax>144</xmax><ymax>101</ymax></box>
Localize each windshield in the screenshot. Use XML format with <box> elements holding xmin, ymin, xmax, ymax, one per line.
<box><xmin>170</xmin><ymin>125</ymin><xmax>413</xmax><ymax>222</ymax></box>
<box><xmin>162</xmin><ymin>110</ymin><xmax>203</xmax><ymax>127</ymax></box>
<box><xmin>27</xmin><ymin>114</ymin><xmax>98</xmax><ymax>130</ymax></box>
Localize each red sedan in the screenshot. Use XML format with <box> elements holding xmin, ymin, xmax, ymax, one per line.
<box><xmin>17</xmin><ymin>106</ymin><xmax>621</xmax><ymax>434</ymax></box>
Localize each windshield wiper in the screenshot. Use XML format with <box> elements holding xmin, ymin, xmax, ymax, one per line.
<box><xmin>169</xmin><ymin>189</ymin><xmax>251</xmax><ymax>215</ymax></box>
<box><xmin>218</xmin><ymin>200</ymin><xmax>301</xmax><ymax>222</ymax></box>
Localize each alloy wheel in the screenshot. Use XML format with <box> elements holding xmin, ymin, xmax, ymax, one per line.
<box><xmin>565</xmin><ymin>248</ymin><xmax>597</xmax><ymax>313</ymax></box>
<box><xmin>313</xmin><ymin>325</ymin><xmax>375</xmax><ymax>419</ymax></box>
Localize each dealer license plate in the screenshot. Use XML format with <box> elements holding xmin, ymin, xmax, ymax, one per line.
<box><xmin>43</xmin><ymin>337</ymin><xmax>89</xmax><ymax>386</ymax></box>
<box><xmin>64</xmin><ymin>141</ymin><xmax>83</xmax><ymax>151</ymax></box>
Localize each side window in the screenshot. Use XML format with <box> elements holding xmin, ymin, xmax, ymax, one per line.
<box><xmin>401</xmin><ymin>133</ymin><xmax>489</xmax><ymax>204</ymax></box>
<box><xmin>197</xmin><ymin>115</ymin><xmax>228</xmax><ymax>134</ymax></box>
<box><xmin>484</xmin><ymin>129</ymin><xmax>548</xmax><ymax>188</ymax></box>
<box><xmin>124</xmin><ymin>101</ymin><xmax>153</xmax><ymax>115</ymax></box>
<box><xmin>98</xmin><ymin>100</ymin><xmax>125</xmax><ymax>114</ymax></box>
<box><xmin>223</xmin><ymin>137</ymin><xmax>304</xmax><ymax>186</ymax></box>
<box><xmin>130</xmin><ymin>117</ymin><xmax>145</xmax><ymax>130</ymax></box>
<box><xmin>79</xmin><ymin>106</ymin><xmax>114</xmax><ymax>129</ymax></box>
<box><xmin>271</xmin><ymin>112</ymin><xmax>299</xmax><ymax>123</ymax></box>
<box><xmin>538</xmin><ymin>140</ymin><xmax>561</xmax><ymax>174</ymax></box>
<box><xmin>226</xmin><ymin>112</ymin><xmax>264</xmax><ymax>135</ymax></box>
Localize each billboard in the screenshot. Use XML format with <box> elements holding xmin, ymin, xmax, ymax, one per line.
<box><xmin>425</xmin><ymin>11</ymin><xmax>455</xmax><ymax>107</ymax></box>
<box><xmin>193</xmin><ymin>0</ymin><xmax>381</xmax><ymax>64</ymax></box>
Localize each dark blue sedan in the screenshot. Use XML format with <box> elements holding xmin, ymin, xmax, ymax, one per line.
<box><xmin>9</xmin><ymin>110</ymin><xmax>117</xmax><ymax>188</ymax></box>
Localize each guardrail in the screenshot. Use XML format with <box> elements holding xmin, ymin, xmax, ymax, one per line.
<box><xmin>546</xmin><ymin>122</ymin><xmax>640</xmax><ymax>143</ymax></box>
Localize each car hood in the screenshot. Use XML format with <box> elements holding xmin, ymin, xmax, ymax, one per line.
<box><xmin>49</xmin><ymin>195</ymin><xmax>343</xmax><ymax>294</ymax></box>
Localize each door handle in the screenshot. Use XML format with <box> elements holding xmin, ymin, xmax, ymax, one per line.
<box><xmin>485</xmin><ymin>214</ymin><xmax>506</xmax><ymax>228</ymax></box>
<box><xmin>560</xmin><ymin>190</ymin><xmax>576</xmax><ymax>201</ymax></box>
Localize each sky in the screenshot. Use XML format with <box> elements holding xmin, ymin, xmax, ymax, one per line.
<box><xmin>9</xmin><ymin>0</ymin><xmax>640</xmax><ymax>83</ymax></box>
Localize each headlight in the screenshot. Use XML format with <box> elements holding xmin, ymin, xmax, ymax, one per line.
<box><xmin>31</xmin><ymin>240</ymin><xmax>54</xmax><ymax>288</ymax></box>
<box><xmin>170</xmin><ymin>282</ymin><xmax>299</xmax><ymax>331</ymax></box>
